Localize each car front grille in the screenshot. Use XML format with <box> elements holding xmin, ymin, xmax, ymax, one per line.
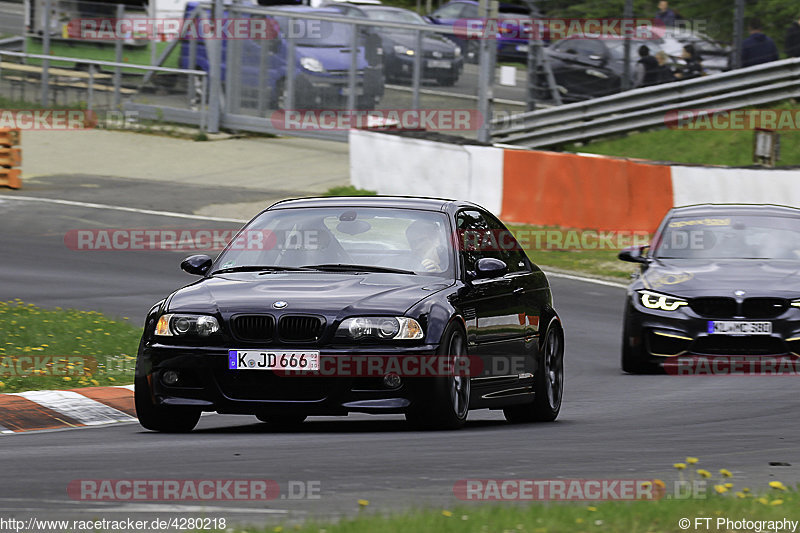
<box><xmin>741</xmin><ymin>298</ymin><xmax>788</xmax><ymax>319</ymax></box>
<box><xmin>689</xmin><ymin>297</ymin><xmax>736</xmax><ymax>318</ymax></box>
<box><xmin>689</xmin><ymin>297</ymin><xmax>789</xmax><ymax>318</ymax></box>
<box><xmin>690</xmin><ymin>336</ymin><xmax>787</xmax><ymax>356</ymax></box>
<box><xmin>231</xmin><ymin>315</ymin><xmax>275</xmax><ymax>342</ymax></box>
<box><xmin>278</xmin><ymin>315</ymin><xmax>325</xmax><ymax>343</ymax></box>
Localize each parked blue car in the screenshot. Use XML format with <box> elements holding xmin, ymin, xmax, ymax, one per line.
<box><xmin>179</xmin><ymin>3</ymin><xmax>384</xmax><ymax>109</ymax></box>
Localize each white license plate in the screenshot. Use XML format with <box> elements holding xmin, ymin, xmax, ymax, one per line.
<box><xmin>707</xmin><ymin>321</ymin><xmax>772</xmax><ymax>335</ymax></box>
<box><xmin>515</xmin><ymin>44</ymin><xmax>528</xmax><ymax>52</ymax></box>
<box><xmin>228</xmin><ymin>350</ymin><xmax>320</xmax><ymax>370</ymax></box>
<box><xmin>427</xmin><ymin>59</ymin><xmax>451</xmax><ymax>69</ymax></box>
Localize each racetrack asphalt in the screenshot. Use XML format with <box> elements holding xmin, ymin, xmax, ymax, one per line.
<box><xmin>0</xmin><ymin>179</ymin><xmax>798</xmax><ymax>527</ymax></box>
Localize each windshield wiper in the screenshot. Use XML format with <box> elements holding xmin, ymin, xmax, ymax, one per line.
<box><xmin>301</xmin><ymin>264</ymin><xmax>417</xmax><ymax>275</ymax></box>
<box><xmin>211</xmin><ymin>265</ymin><xmax>316</xmax><ymax>275</ymax></box>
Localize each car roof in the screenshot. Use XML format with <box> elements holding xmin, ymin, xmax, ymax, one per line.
<box><xmin>268</xmin><ymin>195</ymin><xmax>482</xmax><ymax>212</ymax></box>
<box><xmin>439</xmin><ymin>0</ymin><xmax>529</xmax><ymax>10</ymax></box>
<box><xmin>669</xmin><ymin>203</ymin><xmax>800</xmax><ymax>217</ymax></box>
<box><xmin>270</xmin><ymin>5</ymin><xmax>340</xmax><ymax>12</ymax></box>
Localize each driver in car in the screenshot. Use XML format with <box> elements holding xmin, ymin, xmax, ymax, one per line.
<box><xmin>405</xmin><ymin>219</ymin><xmax>448</xmax><ymax>273</ymax></box>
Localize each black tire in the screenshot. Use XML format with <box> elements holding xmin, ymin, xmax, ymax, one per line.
<box><xmin>504</xmin><ymin>320</ymin><xmax>564</xmax><ymax>423</ymax></box>
<box><xmin>134</xmin><ymin>375</ymin><xmax>201</xmax><ymax>433</ymax></box>
<box><xmin>621</xmin><ymin>322</ymin><xmax>659</xmax><ymax>374</ymax></box>
<box><xmin>256</xmin><ymin>414</ymin><xmax>307</xmax><ymax>428</ymax></box>
<box><xmin>405</xmin><ymin>322</ymin><xmax>470</xmax><ymax>430</ymax></box>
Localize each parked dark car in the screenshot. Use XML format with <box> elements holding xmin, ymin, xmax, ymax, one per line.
<box><xmin>427</xmin><ymin>0</ymin><xmax>536</xmax><ymax>62</ymax></box>
<box><xmin>619</xmin><ymin>204</ymin><xmax>800</xmax><ymax>374</ymax></box>
<box><xmin>327</xmin><ymin>4</ymin><xmax>463</xmax><ymax>85</ymax></box>
<box><xmin>135</xmin><ymin>197</ymin><xmax>564</xmax><ymax>431</ymax></box>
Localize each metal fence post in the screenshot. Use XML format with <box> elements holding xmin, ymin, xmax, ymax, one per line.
<box><xmin>207</xmin><ymin>0</ymin><xmax>224</xmax><ymax>132</ymax></box>
<box><xmin>477</xmin><ymin>0</ymin><xmax>497</xmax><ymax>143</ymax></box>
<box><xmin>87</xmin><ymin>64</ymin><xmax>95</xmax><ymax>112</ymax></box>
<box><xmin>39</xmin><ymin>0</ymin><xmax>51</xmax><ymax>106</ymax></box>
<box><xmin>621</xmin><ymin>0</ymin><xmax>632</xmax><ymax>91</ymax></box>
<box><xmin>347</xmin><ymin>21</ymin><xmax>358</xmax><ymax>111</ymax></box>
<box><xmin>411</xmin><ymin>28</ymin><xmax>422</xmax><ymax>110</ymax></box>
<box><xmin>732</xmin><ymin>0</ymin><xmax>744</xmax><ymax>69</ymax></box>
<box><xmin>286</xmin><ymin>31</ymin><xmax>296</xmax><ymax>110</ymax></box>
<box><xmin>113</xmin><ymin>3</ymin><xmax>124</xmax><ymax>108</ymax></box>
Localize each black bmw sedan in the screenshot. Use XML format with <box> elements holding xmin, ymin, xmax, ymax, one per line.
<box><xmin>135</xmin><ymin>197</ymin><xmax>564</xmax><ymax>431</ymax></box>
<box><xmin>619</xmin><ymin>204</ymin><xmax>800</xmax><ymax>373</ymax></box>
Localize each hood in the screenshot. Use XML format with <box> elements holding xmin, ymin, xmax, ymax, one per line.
<box><xmin>383</xmin><ymin>32</ymin><xmax>457</xmax><ymax>54</ymax></box>
<box><xmin>296</xmin><ymin>45</ymin><xmax>367</xmax><ymax>71</ymax></box>
<box><xmin>167</xmin><ymin>272</ymin><xmax>452</xmax><ymax>317</ymax></box>
<box><xmin>640</xmin><ymin>259</ymin><xmax>800</xmax><ymax>298</ymax></box>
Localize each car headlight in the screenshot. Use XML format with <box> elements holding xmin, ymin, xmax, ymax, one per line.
<box><xmin>792</xmin><ymin>299</ymin><xmax>800</xmax><ymax>308</ymax></box>
<box><xmin>393</xmin><ymin>44</ymin><xmax>415</xmax><ymax>56</ymax></box>
<box><xmin>300</xmin><ymin>57</ymin><xmax>324</xmax><ymax>73</ymax></box>
<box><xmin>454</xmin><ymin>45</ymin><xmax>461</xmax><ymax>57</ymax></box>
<box><xmin>155</xmin><ymin>314</ymin><xmax>220</xmax><ymax>337</ymax></box>
<box><xmin>637</xmin><ymin>290</ymin><xmax>689</xmax><ymax>311</ymax></box>
<box><xmin>336</xmin><ymin>317</ymin><xmax>423</xmax><ymax>340</ymax></box>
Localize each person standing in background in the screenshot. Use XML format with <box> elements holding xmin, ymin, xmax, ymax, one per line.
<box><xmin>784</xmin><ymin>15</ymin><xmax>800</xmax><ymax>57</ymax></box>
<box><xmin>655</xmin><ymin>1</ymin><xmax>677</xmax><ymax>27</ymax></box>
<box><xmin>742</xmin><ymin>17</ymin><xmax>779</xmax><ymax>67</ymax></box>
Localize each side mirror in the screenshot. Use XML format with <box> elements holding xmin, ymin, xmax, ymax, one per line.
<box><xmin>474</xmin><ymin>257</ymin><xmax>508</xmax><ymax>279</ymax></box>
<box><xmin>618</xmin><ymin>245</ymin><xmax>650</xmax><ymax>264</ymax></box>
<box><xmin>181</xmin><ymin>254</ymin><xmax>213</xmax><ymax>275</ymax></box>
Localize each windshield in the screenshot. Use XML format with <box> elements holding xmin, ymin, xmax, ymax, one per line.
<box><xmin>654</xmin><ymin>214</ymin><xmax>800</xmax><ymax>260</ymax></box>
<box><xmin>214</xmin><ymin>207</ymin><xmax>454</xmax><ymax>277</ymax></box>
<box><xmin>364</xmin><ymin>9</ymin><xmax>426</xmax><ymax>24</ymax></box>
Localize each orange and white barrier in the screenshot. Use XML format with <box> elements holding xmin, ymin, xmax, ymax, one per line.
<box><xmin>0</xmin><ymin>128</ymin><xmax>21</xmax><ymax>189</ymax></box>
<box><xmin>349</xmin><ymin>130</ymin><xmax>800</xmax><ymax>233</ymax></box>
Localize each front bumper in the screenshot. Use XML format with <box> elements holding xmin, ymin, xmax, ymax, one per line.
<box><xmin>385</xmin><ymin>54</ymin><xmax>464</xmax><ymax>80</ymax></box>
<box><xmin>137</xmin><ymin>343</ymin><xmax>441</xmax><ymax>416</ymax></box>
<box><xmin>624</xmin><ymin>299</ymin><xmax>800</xmax><ymax>361</ymax></box>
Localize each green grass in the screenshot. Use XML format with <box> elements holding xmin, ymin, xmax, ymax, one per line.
<box><xmin>256</xmin><ymin>486</ymin><xmax>798</xmax><ymax>533</ymax></box>
<box><xmin>568</xmin><ymin>101</ymin><xmax>800</xmax><ymax>167</ymax></box>
<box><xmin>323</xmin><ymin>185</ymin><xmax>378</xmax><ymax>196</ymax></box>
<box><xmin>0</xmin><ymin>300</ymin><xmax>141</xmax><ymax>392</ymax></box>
<box><xmin>508</xmin><ymin>224</ymin><xmax>640</xmax><ymax>280</ymax></box>
<box><xmin>25</xmin><ymin>37</ymin><xmax>180</xmax><ymax>70</ymax></box>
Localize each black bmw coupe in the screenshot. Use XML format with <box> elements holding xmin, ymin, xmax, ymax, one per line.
<box><xmin>619</xmin><ymin>204</ymin><xmax>800</xmax><ymax>373</ymax></box>
<box><xmin>135</xmin><ymin>197</ymin><xmax>564</xmax><ymax>431</ymax></box>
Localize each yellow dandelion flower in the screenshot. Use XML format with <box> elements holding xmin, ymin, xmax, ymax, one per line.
<box><xmin>714</xmin><ymin>485</ymin><xmax>728</xmax><ymax>494</ymax></box>
<box><xmin>654</xmin><ymin>479</ymin><xmax>666</xmax><ymax>488</ymax></box>
<box><xmin>357</xmin><ymin>499</ymin><xmax>369</xmax><ymax>507</ymax></box>
<box><xmin>724</xmin><ymin>483</ymin><xmax>733</xmax><ymax>489</ymax></box>
<box><xmin>674</xmin><ymin>463</ymin><xmax>686</xmax><ymax>470</ymax></box>
<box><xmin>63</xmin><ymin>377</ymin><xmax>72</xmax><ymax>381</ymax></box>
<box><xmin>735</xmin><ymin>492</ymin><xmax>746</xmax><ymax>499</ymax></box>
<box><xmin>757</xmin><ymin>497</ymin><xmax>769</xmax><ymax>505</ymax></box>
<box><xmin>770</xmin><ymin>499</ymin><xmax>784</xmax><ymax>506</ymax></box>
<box><xmin>742</xmin><ymin>487</ymin><xmax>750</xmax><ymax>493</ymax></box>
<box><xmin>769</xmin><ymin>481</ymin><xmax>787</xmax><ymax>491</ymax></box>
<box><xmin>273</xmin><ymin>527</ymin><xmax>282</xmax><ymax>533</ymax></box>
<box><xmin>686</xmin><ymin>457</ymin><xmax>698</xmax><ymax>465</ymax></box>
<box><xmin>719</xmin><ymin>469</ymin><xmax>732</xmax><ymax>478</ymax></box>
<box><xmin>441</xmin><ymin>510</ymin><xmax>452</xmax><ymax>517</ymax></box>
<box><xmin>587</xmin><ymin>506</ymin><xmax>597</xmax><ymax>512</ymax></box>
<box><xmin>697</xmin><ymin>469</ymin><xmax>711</xmax><ymax>479</ymax></box>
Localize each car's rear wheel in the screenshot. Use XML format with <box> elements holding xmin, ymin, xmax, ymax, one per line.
<box><xmin>256</xmin><ymin>414</ymin><xmax>307</xmax><ymax>428</ymax></box>
<box><xmin>406</xmin><ymin>322</ymin><xmax>470</xmax><ymax>430</ymax></box>
<box><xmin>504</xmin><ymin>320</ymin><xmax>563</xmax><ymax>423</ymax></box>
<box><xmin>134</xmin><ymin>375</ymin><xmax>201</xmax><ymax>433</ymax></box>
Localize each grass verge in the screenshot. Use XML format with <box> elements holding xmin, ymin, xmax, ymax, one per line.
<box><xmin>259</xmin><ymin>486</ymin><xmax>797</xmax><ymax>533</ymax></box>
<box><xmin>567</xmin><ymin>101</ymin><xmax>800</xmax><ymax>167</ymax></box>
<box><xmin>0</xmin><ymin>300</ymin><xmax>141</xmax><ymax>392</ymax></box>
<box><xmin>323</xmin><ymin>185</ymin><xmax>378</xmax><ymax>196</ymax></box>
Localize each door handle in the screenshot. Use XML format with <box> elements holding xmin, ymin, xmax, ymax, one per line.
<box><xmin>513</xmin><ymin>287</ymin><xmax>524</xmax><ymax>294</ymax></box>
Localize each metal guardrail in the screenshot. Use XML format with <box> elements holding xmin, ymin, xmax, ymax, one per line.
<box><xmin>491</xmin><ymin>58</ymin><xmax>800</xmax><ymax>148</ymax></box>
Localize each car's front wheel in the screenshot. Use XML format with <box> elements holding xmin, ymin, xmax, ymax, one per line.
<box><xmin>406</xmin><ymin>322</ymin><xmax>470</xmax><ymax>430</ymax></box>
<box><xmin>134</xmin><ymin>375</ymin><xmax>201</xmax><ymax>433</ymax></box>
<box><xmin>504</xmin><ymin>319</ymin><xmax>564</xmax><ymax>423</ymax></box>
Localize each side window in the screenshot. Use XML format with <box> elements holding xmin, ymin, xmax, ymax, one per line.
<box><xmin>433</xmin><ymin>2</ymin><xmax>467</xmax><ymax>18</ymax></box>
<box><xmin>461</xmin><ymin>3</ymin><xmax>478</xmax><ymax>17</ymax></box>
<box><xmin>456</xmin><ymin>210</ymin><xmax>502</xmax><ymax>273</ymax></box>
<box><xmin>483</xmin><ymin>213</ymin><xmax>530</xmax><ymax>273</ymax></box>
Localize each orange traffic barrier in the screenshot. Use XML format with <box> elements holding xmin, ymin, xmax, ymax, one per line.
<box><xmin>0</xmin><ymin>128</ymin><xmax>21</xmax><ymax>189</ymax></box>
<box><xmin>501</xmin><ymin>149</ymin><xmax>673</xmax><ymax>233</ymax></box>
